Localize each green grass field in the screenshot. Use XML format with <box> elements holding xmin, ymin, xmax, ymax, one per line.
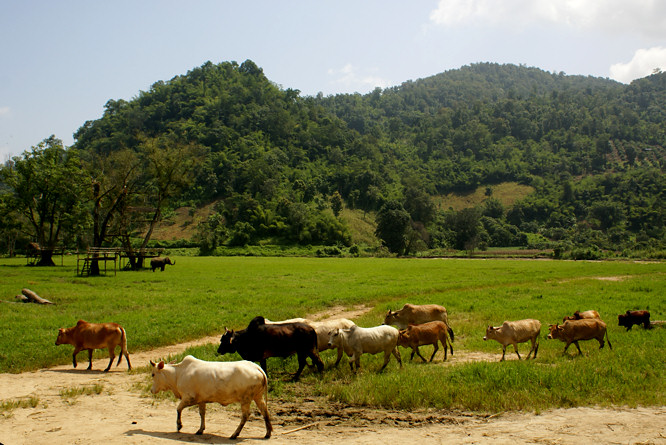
<box><xmin>1</xmin><ymin>256</ymin><xmax>664</xmax><ymax>412</ymax></box>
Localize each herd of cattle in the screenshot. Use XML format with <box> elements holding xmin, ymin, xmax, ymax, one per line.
<box><xmin>54</xmin><ymin>305</ymin><xmax>656</xmax><ymax>439</ymax></box>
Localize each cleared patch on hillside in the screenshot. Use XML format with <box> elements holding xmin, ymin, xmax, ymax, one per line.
<box><xmin>435</xmin><ymin>182</ymin><xmax>534</xmax><ymax>212</ymax></box>
<box><xmin>151</xmin><ymin>202</ymin><xmax>217</xmax><ymax>241</ymax></box>
<box><xmin>341</xmin><ymin>208</ymin><xmax>380</xmax><ymax>246</ymax></box>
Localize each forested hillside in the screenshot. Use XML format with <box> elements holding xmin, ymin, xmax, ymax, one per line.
<box><xmin>2</xmin><ymin>60</ymin><xmax>665</xmax><ymax>259</ymax></box>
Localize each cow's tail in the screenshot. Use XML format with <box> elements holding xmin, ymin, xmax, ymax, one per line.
<box><xmin>118</xmin><ymin>327</ymin><xmax>128</xmax><ymax>366</ymax></box>
<box><xmin>605</xmin><ymin>328</ymin><xmax>612</xmax><ymax>350</ymax></box>
<box><xmin>448</xmin><ymin>325</ymin><xmax>455</xmax><ymax>343</ymax></box>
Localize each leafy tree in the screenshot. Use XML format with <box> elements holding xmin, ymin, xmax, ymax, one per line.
<box><xmin>0</xmin><ymin>136</ymin><xmax>87</xmax><ymax>265</ymax></box>
<box><xmin>330</xmin><ymin>191</ymin><xmax>343</xmax><ymax>217</ymax></box>
<box><xmin>444</xmin><ymin>208</ymin><xmax>483</xmax><ymax>252</ymax></box>
<box><xmin>375</xmin><ymin>201</ymin><xmax>410</xmax><ymax>255</ymax></box>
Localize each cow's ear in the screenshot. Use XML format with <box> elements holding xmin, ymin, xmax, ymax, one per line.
<box><xmin>158</xmin><ymin>361</ymin><xmax>165</xmax><ymax>369</ymax></box>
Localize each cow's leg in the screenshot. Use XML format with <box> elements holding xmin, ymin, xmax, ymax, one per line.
<box><xmin>309</xmin><ymin>350</ymin><xmax>324</xmax><ymax>372</ymax></box>
<box><xmin>380</xmin><ymin>350</ymin><xmax>392</xmax><ymax>371</ymax></box>
<box><xmin>597</xmin><ymin>336</ymin><xmax>605</xmax><ymax>349</ymax></box>
<box><xmin>500</xmin><ymin>345</ymin><xmax>507</xmax><ymax>361</ymax></box>
<box><xmin>430</xmin><ymin>342</ymin><xmax>439</xmax><ymax>362</ymax></box>
<box><xmin>86</xmin><ymin>349</ymin><xmax>94</xmax><ymax>369</ymax></box>
<box><xmin>176</xmin><ymin>399</ymin><xmax>194</xmax><ymax>432</ymax></box>
<box><xmin>392</xmin><ymin>347</ymin><xmax>402</xmax><ymax>367</ymax></box>
<box><xmin>104</xmin><ymin>346</ymin><xmax>115</xmax><ymax>372</ymax></box>
<box><xmin>574</xmin><ymin>341</ymin><xmax>583</xmax><ymax>355</ymax></box>
<box><xmin>292</xmin><ymin>353</ymin><xmax>308</xmax><ymax>381</ymax></box>
<box><xmin>414</xmin><ymin>346</ymin><xmax>427</xmax><ymax>363</ymax></box>
<box><xmin>230</xmin><ymin>401</ymin><xmax>250</xmax><ymax>439</ymax></box>
<box><xmin>513</xmin><ymin>343</ymin><xmax>522</xmax><ymax>360</ymax></box>
<box><xmin>196</xmin><ymin>402</ymin><xmax>206</xmax><ymax>435</ymax></box>
<box><xmin>254</xmin><ymin>394</ymin><xmax>272</xmax><ymax>439</ymax></box>
<box><xmin>334</xmin><ymin>347</ymin><xmax>344</xmax><ymax>367</ymax></box>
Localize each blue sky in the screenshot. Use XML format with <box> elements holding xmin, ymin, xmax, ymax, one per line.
<box><xmin>1</xmin><ymin>0</ymin><xmax>665</xmax><ymax>161</ymax></box>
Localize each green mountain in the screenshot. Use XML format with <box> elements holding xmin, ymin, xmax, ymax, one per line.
<box><xmin>71</xmin><ymin>60</ymin><xmax>665</xmax><ymax>257</ymax></box>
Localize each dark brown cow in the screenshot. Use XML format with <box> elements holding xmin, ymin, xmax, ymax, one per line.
<box><xmin>562</xmin><ymin>310</ymin><xmax>601</xmax><ymax>323</ymax></box>
<box><xmin>547</xmin><ymin>319</ymin><xmax>612</xmax><ymax>355</ymax></box>
<box><xmin>397</xmin><ymin>321</ymin><xmax>453</xmax><ymax>362</ymax></box>
<box><xmin>55</xmin><ymin>320</ymin><xmax>131</xmax><ymax>371</ymax></box>
<box><xmin>217</xmin><ymin>316</ymin><xmax>323</xmax><ymax>380</ymax></box>
<box><xmin>618</xmin><ymin>310</ymin><xmax>651</xmax><ymax>330</ymax></box>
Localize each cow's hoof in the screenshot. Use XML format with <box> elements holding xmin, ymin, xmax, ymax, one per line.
<box><xmin>196</xmin><ymin>430</ymin><xmax>203</xmax><ymax>435</ymax></box>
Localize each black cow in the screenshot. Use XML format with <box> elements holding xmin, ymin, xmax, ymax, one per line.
<box><xmin>217</xmin><ymin>316</ymin><xmax>324</xmax><ymax>380</ymax></box>
<box><xmin>618</xmin><ymin>310</ymin><xmax>651</xmax><ymax>330</ymax></box>
<box><xmin>150</xmin><ymin>257</ymin><xmax>175</xmax><ymax>272</ymax></box>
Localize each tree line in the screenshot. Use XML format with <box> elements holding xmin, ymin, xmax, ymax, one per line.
<box><xmin>1</xmin><ymin>60</ymin><xmax>664</xmax><ymax>262</ymax></box>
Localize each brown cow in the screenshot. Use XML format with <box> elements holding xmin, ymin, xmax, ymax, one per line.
<box><xmin>562</xmin><ymin>310</ymin><xmax>601</xmax><ymax>323</ymax></box>
<box><xmin>618</xmin><ymin>310</ymin><xmax>651</xmax><ymax>331</ymax></box>
<box><xmin>384</xmin><ymin>304</ymin><xmax>454</xmax><ymax>341</ymax></box>
<box><xmin>483</xmin><ymin>319</ymin><xmax>541</xmax><ymax>361</ymax></box>
<box><xmin>397</xmin><ymin>321</ymin><xmax>453</xmax><ymax>362</ymax></box>
<box><xmin>547</xmin><ymin>319</ymin><xmax>612</xmax><ymax>355</ymax></box>
<box><xmin>55</xmin><ymin>320</ymin><xmax>131</xmax><ymax>372</ymax></box>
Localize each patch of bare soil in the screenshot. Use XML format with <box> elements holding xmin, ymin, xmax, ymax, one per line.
<box><xmin>1</xmin><ymin>307</ymin><xmax>664</xmax><ymax>444</ymax></box>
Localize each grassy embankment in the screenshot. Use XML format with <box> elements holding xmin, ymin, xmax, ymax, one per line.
<box><xmin>0</xmin><ymin>256</ymin><xmax>664</xmax><ymax>412</ymax></box>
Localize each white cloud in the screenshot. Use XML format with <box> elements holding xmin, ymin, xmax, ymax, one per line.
<box><xmin>429</xmin><ymin>0</ymin><xmax>666</xmax><ymax>38</ymax></box>
<box><xmin>327</xmin><ymin>64</ymin><xmax>392</xmax><ymax>93</ymax></box>
<box><xmin>610</xmin><ymin>47</ymin><xmax>666</xmax><ymax>83</ymax></box>
<box><xmin>0</xmin><ymin>106</ymin><xmax>10</xmax><ymax>117</ymax></box>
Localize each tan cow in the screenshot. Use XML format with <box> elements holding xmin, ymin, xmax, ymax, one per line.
<box><xmin>55</xmin><ymin>320</ymin><xmax>131</xmax><ymax>372</ymax></box>
<box><xmin>547</xmin><ymin>319</ymin><xmax>612</xmax><ymax>355</ymax></box>
<box><xmin>397</xmin><ymin>321</ymin><xmax>453</xmax><ymax>362</ymax></box>
<box><xmin>150</xmin><ymin>356</ymin><xmax>271</xmax><ymax>439</ymax></box>
<box><xmin>562</xmin><ymin>310</ymin><xmax>601</xmax><ymax>323</ymax></box>
<box><xmin>483</xmin><ymin>319</ymin><xmax>541</xmax><ymax>361</ymax></box>
<box><xmin>384</xmin><ymin>303</ymin><xmax>454</xmax><ymax>341</ymax></box>
<box><xmin>308</xmin><ymin>318</ymin><xmax>356</xmax><ymax>366</ymax></box>
<box><xmin>328</xmin><ymin>325</ymin><xmax>402</xmax><ymax>371</ymax></box>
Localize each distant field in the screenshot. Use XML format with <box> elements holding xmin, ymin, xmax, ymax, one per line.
<box><xmin>0</xmin><ymin>256</ymin><xmax>663</xmax><ymax>412</ymax></box>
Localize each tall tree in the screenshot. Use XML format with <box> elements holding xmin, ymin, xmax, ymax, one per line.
<box><xmin>79</xmin><ymin>148</ymin><xmax>142</xmax><ymax>275</ymax></box>
<box><xmin>118</xmin><ymin>134</ymin><xmax>204</xmax><ymax>269</ymax></box>
<box><xmin>0</xmin><ymin>136</ymin><xmax>87</xmax><ymax>265</ymax></box>
<box><xmin>375</xmin><ymin>200</ymin><xmax>410</xmax><ymax>255</ymax></box>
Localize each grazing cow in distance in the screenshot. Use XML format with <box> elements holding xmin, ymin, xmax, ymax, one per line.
<box><xmin>483</xmin><ymin>319</ymin><xmax>541</xmax><ymax>361</ymax></box>
<box><xmin>150</xmin><ymin>356</ymin><xmax>271</xmax><ymax>439</ymax></box>
<box><xmin>150</xmin><ymin>256</ymin><xmax>175</xmax><ymax>272</ymax></box>
<box><xmin>384</xmin><ymin>303</ymin><xmax>454</xmax><ymax>341</ymax></box>
<box><xmin>55</xmin><ymin>320</ymin><xmax>131</xmax><ymax>372</ymax></box>
<box><xmin>309</xmin><ymin>318</ymin><xmax>356</xmax><ymax>366</ymax></box>
<box><xmin>328</xmin><ymin>325</ymin><xmax>402</xmax><ymax>371</ymax></box>
<box><xmin>547</xmin><ymin>319</ymin><xmax>612</xmax><ymax>355</ymax></box>
<box><xmin>217</xmin><ymin>316</ymin><xmax>323</xmax><ymax>380</ymax></box>
<box><xmin>618</xmin><ymin>310</ymin><xmax>651</xmax><ymax>330</ymax></box>
<box><xmin>562</xmin><ymin>310</ymin><xmax>601</xmax><ymax>323</ymax></box>
<box><xmin>397</xmin><ymin>321</ymin><xmax>453</xmax><ymax>362</ymax></box>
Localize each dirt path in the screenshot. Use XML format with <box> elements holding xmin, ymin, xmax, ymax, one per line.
<box><xmin>1</xmin><ymin>307</ymin><xmax>665</xmax><ymax>444</ymax></box>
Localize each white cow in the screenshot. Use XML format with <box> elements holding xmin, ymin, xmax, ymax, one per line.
<box><xmin>309</xmin><ymin>318</ymin><xmax>356</xmax><ymax>366</ymax></box>
<box><xmin>483</xmin><ymin>319</ymin><xmax>541</xmax><ymax>361</ymax></box>
<box><xmin>149</xmin><ymin>355</ymin><xmax>272</xmax><ymax>439</ymax></box>
<box><xmin>327</xmin><ymin>325</ymin><xmax>402</xmax><ymax>371</ymax></box>
<box><xmin>264</xmin><ymin>317</ymin><xmax>311</xmax><ymax>324</ymax></box>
